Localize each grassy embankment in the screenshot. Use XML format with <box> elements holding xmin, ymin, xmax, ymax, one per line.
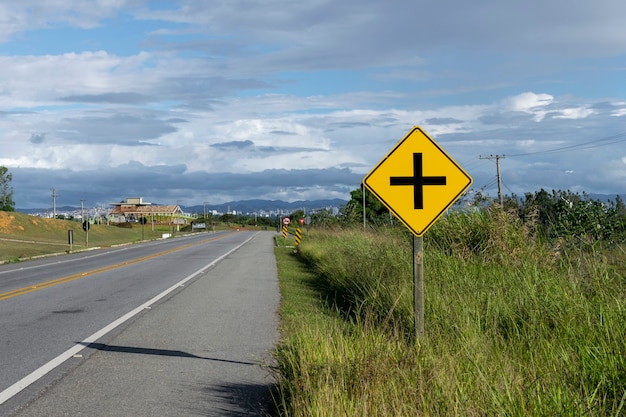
<box><xmin>273</xmin><ymin>209</ymin><xmax>626</xmax><ymax>416</ymax></box>
<box><xmin>0</xmin><ymin>211</ymin><xmax>190</xmax><ymax>263</ymax></box>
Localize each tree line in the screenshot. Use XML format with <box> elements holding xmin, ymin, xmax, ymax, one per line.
<box><xmin>318</xmin><ymin>187</ymin><xmax>626</xmax><ymax>244</ymax></box>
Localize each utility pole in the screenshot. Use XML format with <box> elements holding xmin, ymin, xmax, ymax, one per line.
<box><xmin>51</xmin><ymin>188</ymin><xmax>58</xmax><ymax>218</ymax></box>
<box><xmin>480</xmin><ymin>154</ymin><xmax>505</xmax><ymax>206</ymax></box>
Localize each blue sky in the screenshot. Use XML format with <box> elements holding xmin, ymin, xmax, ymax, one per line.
<box><xmin>1</xmin><ymin>0</ymin><xmax>626</xmax><ymax>209</ymax></box>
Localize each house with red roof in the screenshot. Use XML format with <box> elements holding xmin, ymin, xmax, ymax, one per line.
<box><xmin>108</xmin><ymin>197</ymin><xmax>186</xmax><ymax>226</ymax></box>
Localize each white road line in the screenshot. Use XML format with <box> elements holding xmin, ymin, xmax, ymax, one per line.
<box><xmin>0</xmin><ymin>232</ymin><xmax>257</xmax><ymax>405</ymax></box>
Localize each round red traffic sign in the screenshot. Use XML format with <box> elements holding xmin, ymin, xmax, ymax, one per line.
<box><xmin>283</xmin><ymin>217</ymin><xmax>291</xmax><ymax>225</ymax></box>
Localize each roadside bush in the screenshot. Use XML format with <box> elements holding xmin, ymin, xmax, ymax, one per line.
<box><xmin>426</xmin><ymin>207</ymin><xmax>557</xmax><ymax>267</ymax></box>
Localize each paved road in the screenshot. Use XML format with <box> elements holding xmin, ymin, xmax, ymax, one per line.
<box><xmin>0</xmin><ymin>231</ymin><xmax>280</xmax><ymax>416</ymax></box>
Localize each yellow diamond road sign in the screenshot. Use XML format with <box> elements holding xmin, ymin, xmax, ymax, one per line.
<box><xmin>363</xmin><ymin>126</ymin><xmax>472</xmax><ymax>236</ymax></box>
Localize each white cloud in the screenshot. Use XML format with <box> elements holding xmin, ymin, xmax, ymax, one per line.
<box><xmin>505</xmin><ymin>92</ymin><xmax>553</xmax><ymax>111</ymax></box>
<box><xmin>501</xmin><ymin>92</ymin><xmax>554</xmax><ymax>122</ymax></box>
<box><xmin>553</xmin><ymin>107</ymin><xmax>595</xmax><ymax>120</ymax></box>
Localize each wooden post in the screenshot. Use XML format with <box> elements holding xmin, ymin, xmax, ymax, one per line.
<box><xmin>413</xmin><ymin>235</ymin><xmax>424</xmax><ymax>339</ymax></box>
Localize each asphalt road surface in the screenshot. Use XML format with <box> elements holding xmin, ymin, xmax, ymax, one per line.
<box><xmin>0</xmin><ymin>230</ymin><xmax>280</xmax><ymax>416</ymax></box>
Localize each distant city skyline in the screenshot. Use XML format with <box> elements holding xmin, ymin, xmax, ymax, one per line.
<box><xmin>18</xmin><ymin>197</ymin><xmax>348</xmax><ymax>218</ymax></box>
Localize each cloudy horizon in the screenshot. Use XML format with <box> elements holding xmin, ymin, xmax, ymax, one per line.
<box><xmin>1</xmin><ymin>1</ymin><xmax>625</xmax><ymax>209</ymax></box>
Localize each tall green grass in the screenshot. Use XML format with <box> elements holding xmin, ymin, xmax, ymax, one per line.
<box><xmin>273</xmin><ymin>209</ymin><xmax>626</xmax><ymax>416</ymax></box>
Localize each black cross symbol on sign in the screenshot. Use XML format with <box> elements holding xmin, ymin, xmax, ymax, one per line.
<box><xmin>390</xmin><ymin>153</ymin><xmax>446</xmax><ymax>209</ymax></box>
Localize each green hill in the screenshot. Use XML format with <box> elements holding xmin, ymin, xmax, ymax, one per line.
<box><xmin>0</xmin><ymin>211</ymin><xmax>165</xmax><ymax>263</ymax></box>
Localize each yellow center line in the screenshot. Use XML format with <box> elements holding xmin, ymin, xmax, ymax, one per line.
<box><xmin>0</xmin><ymin>233</ymin><xmax>234</xmax><ymax>302</ymax></box>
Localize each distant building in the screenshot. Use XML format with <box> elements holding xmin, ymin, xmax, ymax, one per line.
<box><xmin>108</xmin><ymin>197</ymin><xmax>186</xmax><ymax>225</ymax></box>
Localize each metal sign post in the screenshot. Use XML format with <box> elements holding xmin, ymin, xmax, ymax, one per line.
<box><xmin>414</xmin><ymin>236</ymin><xmax>424</xmax><ymax>338</ymax></box>
<box><xmin>82</xmin><ymin>220</ymin><xmax>90</xmax><ymax>247</ymax></box>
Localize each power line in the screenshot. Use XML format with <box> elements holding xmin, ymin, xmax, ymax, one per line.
<box><xmin>507</xmin><ymin>131</ymin><xmax>626</xmax><ymax>157</ymax></box>
<box><xmin>503</xmin><ymin>181</ymin><xmax>515</xmax><ymax>195</ymax></box>
<box><xmin>482</xmin><ymin>177</ymin><xmax>499</xmax><ymax>189</ymax></box>
<box><xmin>473</xmin><ymin>132</ymin><xmax>626</xmax><ymax>200</ymax></box>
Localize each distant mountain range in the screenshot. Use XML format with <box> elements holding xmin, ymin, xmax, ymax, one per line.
<box><xmin>587</xmin><ymin>193</ymin><xmax>626</xmax><ymax>203</ymax></box>
<box><xmin>17</xmin><ymin>198</ymin><xmax>349</xmax><ymax>216</ymax></box>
